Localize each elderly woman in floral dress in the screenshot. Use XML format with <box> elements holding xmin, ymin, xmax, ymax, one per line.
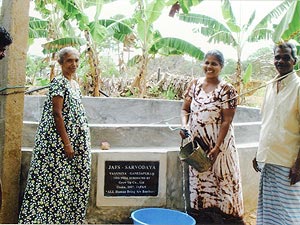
<box><xmin>19</xmin><ymin>47</ymin><xmax>91</xmax><ymax>224</ymax></box>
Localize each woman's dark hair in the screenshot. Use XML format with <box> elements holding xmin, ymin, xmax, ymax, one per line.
<box><xmin>204</xmin><ymin>49</ymin><xmax>225</xmax><ymax>67</ymax></box>
<box><xmin>0</xmin><ymin>26</ymin><xmax>12</xmax><ymax>47</ymax></box>
<box><xmin>274</xmin><ymin>41</ymin><xmax>298</xmax><ymax>62</ymax></box>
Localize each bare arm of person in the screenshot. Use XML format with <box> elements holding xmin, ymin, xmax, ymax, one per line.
<box><xmin>179</xmin><ymin>97</ymin><xmax>191</xmax><ymax>139</ymax></box>
<box><xmin>207</xmin><ymin>108</ymin><xmax>236</xmax><ymax>162</ymax></box>
<box><xmin>52</xmin><ymin>96</ymin><xmax>74</xmax><ymax>158</ymax></box>
<box><xmin>289</xmin><ymin>149</ymin><xmax>300</xmax><ymax>185</ymax></box>
<box><xmin>252</xmin><ymin>157</ymin><xmax>261</xmax><ymax>172</ymax></box>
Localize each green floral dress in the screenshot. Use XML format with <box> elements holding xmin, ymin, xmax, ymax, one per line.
<box><xmin>18</xmin><ymin>75</ymin><xmax>91</xmax><ymax>224</ymax></box>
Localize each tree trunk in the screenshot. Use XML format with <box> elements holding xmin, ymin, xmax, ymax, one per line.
<box><xmin>84</xmin><ymin>30</ymin><xmax>101</xmax><ymax>97</ymax></box>
<box><xmin>235</xmin><ymin>60</ymin><xmax>242</xmax><ymax>104</ymax></box>
<box><xmin>131</xmin><ymin>54</ymin><xmax>148</xmax><ymax>97</ymax></box>
<box><xmin>49</xmin><ymin>52</ymin><xmax>56</xmax><ymax>81</ymax></box>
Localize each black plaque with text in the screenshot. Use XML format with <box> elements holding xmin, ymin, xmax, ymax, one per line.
<box><xmin>104</xmin><ymin>161</ymin><xmax>159</xmax><ymax>197</ymax></box>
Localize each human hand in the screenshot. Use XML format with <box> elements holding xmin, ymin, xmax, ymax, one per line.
<box><xmin>64</xmin><ymin>144</ymin><xmax>75</xmax><ymax>158</ymax></box>
<box><xmin>179</xmin><ymin>128</ymin><xmax>190</xmax><ymax>139</ymax></box>
<box><xmin>252</xmin><ymin>157</ymin><xmax>261</xmax><ymax>172</ymax></box>
<box><xmin>289</xmin><ymin>164</ymin><xmax>300</xmax><ymax>185</ymax></box>
<box><xmin>207</xmin><ymin>146</ymin><xmax>220</xmax><ymax>163</ymax></box>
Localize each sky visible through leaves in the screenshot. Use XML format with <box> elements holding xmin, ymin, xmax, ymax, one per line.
<box><xmin>28</xmin><ymin>0</ymin><xmax>283</xmax><ymax>60</ymax></box>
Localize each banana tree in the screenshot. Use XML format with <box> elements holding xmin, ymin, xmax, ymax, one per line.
<box><xmin>272</xmin><ymin>0</ymin><xmax>300</xmax><ymax>44</ymax></box>
<box><xmin>31</xmin><ymin>0</ymin><xmax>203</xmax><ymax>96</ymax></box>
<box><xmin>179</xmin><ymin>0</ymin><xmax>293</xmax><ymax>100</ymax></box>
<box><xmin>44</xmin><ymin>0</ymin><xmax>101</xmax><ymax>96</ymax></box>
<box><xmin>31</xmin><ymin>0</ymin><xmax>87</xmax><ymax>81</ymax></box>
<box><xmin>32</xmin><ymin>0</ymin><xmax>133</xmax><ymax>96</ymax></box>
<box><xmin>126</xmin><ymin>0</ymin><xmax>205</xmax><ymax>97</ymax></box>
<box><xmin>168</xmin><ymin>0</ymin><xmax>203</xmax><ymax>15</ymax></box>
<box><xmin>272</xmin><ymin>0</ymin><xmax>300</xmax><ymax>71</ymax></box>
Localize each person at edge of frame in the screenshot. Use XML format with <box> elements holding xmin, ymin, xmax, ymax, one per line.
<box><xmin>253</xmin><ymin>41</ymin><xmax>300</xmax><ymax>224</ymax></box>
<box><xmin>0</xmin><ymin>25</ymin><xmax>13</xmax><ymax>210</ymax></box>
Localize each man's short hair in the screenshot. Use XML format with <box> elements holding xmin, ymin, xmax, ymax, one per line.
<box><xmin>0</xmin><ymin>26</ymin><xmax>12</xmax><ymax>47</ymax></box>
<box><xmin>274</xmin><ymin>41</ymin><xmax>298</xmax><ymax>62</ymax></box>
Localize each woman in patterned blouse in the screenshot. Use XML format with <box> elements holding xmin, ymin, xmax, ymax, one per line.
<box><xmin>19</xmin><ymin>47</ymin><xmax>91</xmax><ymax>224</ymax></box>
<box><xmin>180</xmin><ymin>50</ymin><xmax>245</xmax><ymax>224</ymax></box>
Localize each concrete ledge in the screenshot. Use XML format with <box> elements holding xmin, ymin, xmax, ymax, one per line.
<box><xmin>22</xmin><ymin>121</ymin><xmax>261</xmax><ymax>147</ymax></box>
<box><xmin>24</xmin><ymin>96</ymin><xmax>261</xmax><ymax>124</ymax></box>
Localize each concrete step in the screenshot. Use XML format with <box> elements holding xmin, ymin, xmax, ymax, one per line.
<box><xmin>22</xmin><ymin>121</ymin><xmax>261</xmax><ymax>148</ymax></box>
<box><xmin>24</xmin><ymin>96</ymin><xmax>261</xmax><ymax>124</ymax></box>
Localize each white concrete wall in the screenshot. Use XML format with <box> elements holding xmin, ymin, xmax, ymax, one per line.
<box><xmin>20</xmin><ymin>96</ymin><xmax>261</xmax><ymax>223</ymax></box>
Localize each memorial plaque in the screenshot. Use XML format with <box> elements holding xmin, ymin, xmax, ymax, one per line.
<box><xmin>104</xmin><ymin>161</ymin><xmax>159</xmax><ymax>197</ymax></box>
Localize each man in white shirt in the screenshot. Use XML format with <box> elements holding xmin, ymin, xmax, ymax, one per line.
<box><xmin>253</xmin><ymin>41</ymin><xmax>300</xmax><ymax>224</ymax></box>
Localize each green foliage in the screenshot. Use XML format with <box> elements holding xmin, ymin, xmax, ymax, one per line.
<box><xmin>162</xmin><ymin>86</ymin><xmax>176</xmax><ymax>100</ymax></box>
<box><xmin>149</xmin><ymin>86</ymin><xmax>160</xmax><ymax>97</ymax></box>
<box><xmin>35</xmin><ymin>77</ymin><xmax>50</xmax><ymax>86</ymax></box>
<box><xmin>124</xmin><ymin>89</ymin><xmax>134</xmax><ymax>97</ymax></box>
<box><xmin>42</xmin><ymin>37</ymin><xmax>87</xmax><ymax>54</ymax></box>
<box><xmin>100</xmin><ymin>56</ymin><xmax>120</xmax><ymax>78</ymax></box>
<box><xmin>95</xmin><ymin>19</ymin><xmax>133</xmax><ymax>42</ymax></box>
<box><xmin>124</xmin><ymin>87</ymin><xmax>139</xmax><ymax>97</ymax></box>
<box><xmin>166</xmin><ymin>0</ymin><xmax>204</xmax><ymax>14</ymax></box>
<box><xmin>270</xmin><ymin>0</ymin><xmax>297</xmax><ymax>42</ymax></box>
<box><xmin>29</xmin><ymin>17</ymin><xmax>49</xmax><ymax>39</ymax></box>
<box><xmin>27</xmin><ymin>0</ymin><xmax>300</xmax><ymax>103</ymax></box>
<box><xmin>149</xmin><ymin>37</ymin><xmax>204</xmax><ymax>60</ymax></box>
<box><xmin>221</xmin><ymin>0</ymin><xmax>240</xmax><ymax>33</ymax></box>
<box><xmin>242</xmin><ymin>63</ymin><xmax>253</xmax><ymax>84</ymax></box>
<box><xmin>26</xmin><ymin>55</ymin><xmax>49</xmax><ymax>86</ymax></box>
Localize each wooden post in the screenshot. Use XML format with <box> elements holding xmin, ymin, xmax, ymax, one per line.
<box><xmin>0</xmin><ymin>0</ymin><xmax>30</xmax><ymax>223</ymax></box>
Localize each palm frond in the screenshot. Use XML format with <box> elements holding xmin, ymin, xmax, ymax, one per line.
<box><xmin>179</xmin><ymin>13</ymin><xmax>230</xmax><ymax>34</ymax></box>
<box><xmin>97</xmin><ymin>19</ymin><xmax>133</xmax><ymax>41</ymax></box>
<box><xmin>149</xmin><ymin>37</ymin><xmax>204</xmax><ymax>60</ymax></box>
<box><xmin>273</xmin><ymin>0</ymin><xmax>300</xmax><ymax>42</ymax></box>
<box><xmin>88</xmin><ymin>21</ymin><xmax>108</xmax><ymax>43</ymax></box>
<box><xmin>177</xmin><ymin>0</ymin><xmax>204</xmax><ymax>14</ymax></box>
<box><xmin>41</xmin><ymin>37</ymin><xmax>86</xmax><ymax>54</ymax></box>
<box><xmin>243</xmin><ymin>11</ymin><xmax>256</xmax><ymax>32</ymax></box>
<box><xmin>127</xmin><ymin>55</ymin><xmax>142</xmax><ymax>67</ymax></box>
<box><xmin>221</xmin><ymin>0</ymin><xmax>240</xmax><ymax>32</ymax></box>
<box><xmin>145</xmin><ymin>0</ymin><xmax>165</xmax><ymax>24</ymax></box>
<box><xmin>206</xmin><ymin>30</ymin><xmax>237</xmax><ymax>46</ymax></box>
<box><xmin>253</xmin><ymin>0</ymin><xmax>293</xmax><ymax>31</ymax></box>
<box><xmin>29</xmin><ymin>17</ymin><xmax>49</xmax><ymax>39</ymax></box>
<box><xmin>248</xmin><ymin>28</ymin><xmax>273</xmax><ymax>42</ymax></box>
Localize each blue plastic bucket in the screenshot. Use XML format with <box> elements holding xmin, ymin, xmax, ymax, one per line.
<box><xmin>131</xmin><ymin>208</ymin><xmax>196</xmax><ymax>225</ymax></box>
